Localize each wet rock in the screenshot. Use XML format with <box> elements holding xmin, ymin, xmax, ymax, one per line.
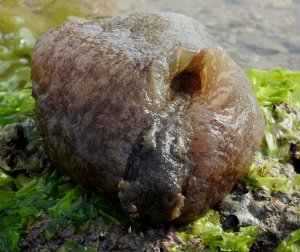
<box><xmin>232</xmin><ymin>182</ymin><xmax>249</xmax><ymax>195</ymax></box>
<box><xmin>32</xmin><ymin>12</ymin><xmax>265</xmax><ymax>223</ymax></box>
<box><xmin>248</xmin><ymin>200</ymin><xmax>271</xmax><ymax>220</ymax></box>
<box><xmin>250</xmin><ymin>232</ymin><xmax>281</xmax><ymax>252</ymax></box>
<box><xmin>283</xmin><ymin>212</ymin><xmax>300</xmax><ymax>231</ymax></box>
<box><xmin>252</xmin><ymin>189</ymin><xmax>270</xmax><ymax>201</ymax></box>
<box><xmin>0</xmin><ymin>123</ymin><xmax>26</xmax><ymax>149</ymax></box>
<box><xmin>272</xmin><ymin>191</ymin><xmax>290</xmax><ymax>204</ymax></box>
<box><xmin>0</xmin><ymin>123</ymin><xmax>27</xmax><ymax>171</ymax></box>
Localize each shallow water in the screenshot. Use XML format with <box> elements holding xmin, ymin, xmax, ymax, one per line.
<box><xmin>117</xmin><ymin>0</ymin><xmax>300</xmax><ymax>70</ymax></box>
<box><xmin>1</xmin><ymin>0</ymin><xmax>299</xmax><ymax>70</ymax></box>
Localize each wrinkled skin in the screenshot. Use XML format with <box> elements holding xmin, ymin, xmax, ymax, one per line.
<box><xmin>32</xmin><ymin>12</ymin><xmax>265</xmax><ymax>223</ymax></box>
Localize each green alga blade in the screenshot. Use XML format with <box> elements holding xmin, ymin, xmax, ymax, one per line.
<box><xmin>57</xmin><ymin>240</ymin><xmax>96</xmax><ymax>252</ymax></box>
<box><xmin>174</xmin><ymin>210</ymin><xmax>260</xmax><ymax>252</ymax></box>
<box><xmin>245</xmin><ymin>158</ymin><xmax>294</xmax><ymax>193</ymax></box>
<box><xmin>275</xmin><ymin>228</ymin><xmax>300</xmax><ymax>252</ymax></box>
<box><xmin>0</xmin><ymin>24</ymin><xmax>35</xmax><ymax>128</ymax></box>
<box><xmin>0</xmin><ymin>0</ymin><xmax>84</xmax><ymax>36</ymax></box>
<box><xmin>247</xmin><ymin>69</ymin><xmax>300</xmax><ymax>160</ymax></box>
<box><xmin>293</xmin><ymin>175</ymin><xmax>300</xmax><ymax>188</ymax></box>
<box><xmin>0</xmin><ymin>171</ymin><xmax>14</xmax><ymax>187</ymax></box>
<box><xmin>247</xmin><ymin>69</ymin><xmax>300</xmax><ymax>108</ymax></box>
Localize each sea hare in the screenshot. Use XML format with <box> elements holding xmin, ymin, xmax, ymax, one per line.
<box><xmin>32</xmin><ymin>12</ymin><xmax>265</xmax><ymax>223</ymax></box>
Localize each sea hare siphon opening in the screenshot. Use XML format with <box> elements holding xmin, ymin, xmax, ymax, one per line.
<box><xmin>171</xmin><ymin>70</ymin><xmax>200</xmax><ymax>95</ymax></box>
<box><xmin>153</xmin><ymin>46</ymin><xmax>230</xmax><ymax>100</ymax></box>
<box><xmin>168</xmin><ymin>47</ymin><xmax>203</xmax><ymax>96</ymax></box>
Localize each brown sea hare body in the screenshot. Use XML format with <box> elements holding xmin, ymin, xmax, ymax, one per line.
<box><xmin>32</xmin><ymin>12</ymin><xmax>265</xmax><ymax>223</ymax></box>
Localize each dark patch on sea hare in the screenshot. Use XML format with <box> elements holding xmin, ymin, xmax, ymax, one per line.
<box><xmin>31</xmin><ymin>12</ymin><xmax>265</xmax><ymax>223</ymax></box>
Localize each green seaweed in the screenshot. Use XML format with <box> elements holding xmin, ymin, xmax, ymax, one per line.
<box><xmin>57</xmin><ymin>240</ymin><xmax>96</xmax><ymax>252</ymax></box>
<box><xmin>247</xmin><ymin>69</ymin><xmax>300</xmax><ymax>108</ymax></box>
<box><xmin>0</xmin><ymin>15</ymin><xmax>35</xmax><ymax>127</ymax></box>
<box><xmin>0</xmin><ymin>0</ymin><xmax>85</xmax><ymax>36</ymax></box>
<box><xmin>0</xmin><ymin>166</ymin><xmax>129</xmax><ymax>251</ymax></box>
<box><xmin>247</xmin><ymin>69</ymin><xmax>300</xmax><ymax>160</ymax></box>
<box><xmin>0</xmin><ymin>170</ymin><xmax>14</xmax><ymax>187</ymax></box>
<box><xmin>173</xmin><ymin>210</ymin><xmax>260</xmax><ymax>252</ymax></box>
<box><xmin>275</xmin><ymin>228</ymin><xmax>300</xmax><ymax>252</ymax></box>
<box><xmin>244</xmin><ymin>156</ymin><xmax>297</xmax><ymax>194</ymax></box>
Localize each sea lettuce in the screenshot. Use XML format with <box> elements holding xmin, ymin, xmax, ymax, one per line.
<box><xmin>275</xmin><ymin>228</ymin><xmax>300</xmax><ymax>252</ymax></box>
<box><xmin>247</xmin><ymin>69</ymin><xmax>300</xmax><ymax>108</ymax></box>
<box><xmin>0</xmin><ymin>0</ymin><xmax>84</xmax><ymax>36</ymax></box>
<box><xmin>0</xmin><ymin>167</ymin><xmax>129</xmax><ymax>251</ymax></box>
<box><xmin>57</xmin><ymin>240</ymin><xmax>96</xmax><ymax>252</ymax></box>
<box><xmin>173</xmin><ymin>210</ymin><xmax>260</xmax><ymax>252</ymax></box>
<box><xmin>244</xmin><ymin>155</ymin><xmax>297</xmax><ymax>194</ymax></box>
<box><xmin>0</xmin><ymin>18</ymin><xmax>35</xmax><ymax>127</ymax></box>
<box><xmin>247</xmin><ymin>69</ymin><xmax>300</xmax><ymax>160</ymax></box>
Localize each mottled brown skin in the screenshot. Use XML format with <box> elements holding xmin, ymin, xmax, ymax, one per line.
<box><xmin>32</xmin><ymin>12</ymin><xmax>265</xmax><ymax>223</ymax></box>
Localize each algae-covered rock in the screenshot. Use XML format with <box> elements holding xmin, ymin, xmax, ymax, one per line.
<box><xmin>32</xmin><ymin>12</ymin><xmax>264</xmax><ymax>223</ymax></box>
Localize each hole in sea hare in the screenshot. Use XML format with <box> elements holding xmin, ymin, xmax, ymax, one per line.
<box><xmin>170</xmin><ymin>70</ymin><xmax>200</xmax><ymax>95</ymax></box>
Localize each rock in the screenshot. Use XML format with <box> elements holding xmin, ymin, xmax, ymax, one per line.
<box><xmin>0</xmin><ymin>123</ymin><xmax>26</xmax><ymax>150</ymax></box>
<box><xmin>31</xmin><ymin>12</ymin><xmax>265</xmax><ymax>223</ymax></box>
<box><xmin>0</xmin><ymin>123</ymin><xmax>27</xmax><ymax>170</ymax></box>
